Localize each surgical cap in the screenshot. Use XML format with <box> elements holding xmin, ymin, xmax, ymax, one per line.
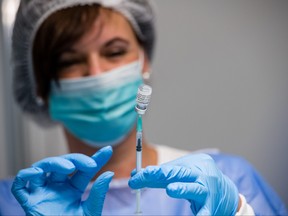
<box><xmin>12</xmin><ymin>0</ymin><xmax>156</xmax><ymax>126</ymax></box>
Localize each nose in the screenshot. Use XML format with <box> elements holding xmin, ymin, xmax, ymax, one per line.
<box><xmin>88</xmin><ymin>53</ymin><xmax>103</xmax><ymax>76</ymax></box>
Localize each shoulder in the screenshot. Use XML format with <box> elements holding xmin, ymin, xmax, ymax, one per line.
<box><xmin>0</xmin><ymin>178</ymin><xmax>25</xmax><ymax>215</ymax></box>
<box><xmin>209</xmin><ymin>152</ymin><xmax>288</xmax><ymax>216</ymax></box>
<box><xmin>153</xmin><ymin>144</ymin><xmax>220</xmax><ymax>164</ymax></box>
<box><xmin>153</xmin><ymin>144</ymin><xmax>190</xmax><ymax>164</ymax></box>
<box><xmin>207</xmin><ymin>153</ymin><xmax>257</xmax><ymax>191</ymax></box>
<box><xmin>209</xmin><ymin>152</ymin><xmax>254</xmax><ymax>175</ymax></box>
<box><xmin>208</xmin><ymin>152</ymin><xmax>263</xmax><ymax>191</ymax></box>
<box><xmin>0</xmin><ymin>178</ymin><xmax>14</xmax><ymax>198</ymax></box>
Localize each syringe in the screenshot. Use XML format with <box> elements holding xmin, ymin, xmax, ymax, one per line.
<box><xmin>135</xmin><ymin>115</ymin><xmax>142</xmax><ymax>215</ymax></box>
<box><xmin>134</xmin><ymin>84</ymin><xmax>152</xmax><ymax>215</ymax></box>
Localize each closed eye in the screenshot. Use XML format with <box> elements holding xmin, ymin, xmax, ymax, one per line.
<box><xmin>103</xmin><ymin>49</ymin><xmax>127</xmax><ymax>58</ymax></box>
<box><xmin>57</xmin><ymin>58</ymin><xmax>86</xmax><ymax>69</ymax></box>
<box><xmin>101</xmin><ymin>37</ymin><xmax>130</xmax><ymax>59</ymax></box>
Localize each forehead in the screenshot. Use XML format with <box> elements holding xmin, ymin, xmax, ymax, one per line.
<box><xmin>72</xmin><ymin>7</ymin><xmax>138</xmax><ymax>50</ymax></box>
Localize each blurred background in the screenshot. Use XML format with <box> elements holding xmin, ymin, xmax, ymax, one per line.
<box><xmin>0</xmin><ymin>0</ymin><xmax>287</xmax><ymax>206</ymax></box>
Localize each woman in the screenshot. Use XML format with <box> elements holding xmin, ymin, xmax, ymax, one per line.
<box><xmin>0</xmin><ymin>0</ymin><xmax>286</xmax><ymax>215</ymax></box>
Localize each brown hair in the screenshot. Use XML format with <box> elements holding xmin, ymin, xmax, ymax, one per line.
<box><xmin>33</xmin><ymin>5</ymin><xmax>101</xmax><ymax>101</ymax></box>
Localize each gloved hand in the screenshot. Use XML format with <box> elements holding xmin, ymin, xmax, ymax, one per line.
<box><xmin>129</xmin><ymin>153</ymin><xmax>239</xmax><ymax>216</ymax></box>
<box><xmin>11</xmin><ymin>146</ymin><xmax>114</xmax><ymax>216</ymax></box>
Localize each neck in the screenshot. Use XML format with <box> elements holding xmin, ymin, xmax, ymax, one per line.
<box><xmin>64</xmin><ymin>127</ymin><xmax>157</xmax><ymax>179</ymax></box>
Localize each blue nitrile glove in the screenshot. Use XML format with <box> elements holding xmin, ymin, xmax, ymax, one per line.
<box><xmin>11</xmin><ymin>146</ymin><xmax>114</xmax><ymax>216</ymax></box>
<box><xmin>129</xmin><ymin>153</ymin><xmax>239</xmax><ymax>216</ymax></box>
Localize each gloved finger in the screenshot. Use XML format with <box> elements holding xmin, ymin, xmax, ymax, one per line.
<box><xmin>129</xmin><ymin>165</ymin><xmax>198</xmax><ymax>189</ymax></box>
<box><xmin>49</xmin><ymin>172</ymin><xmax>68</xmax><ymax>183</ymax></box>
<box><xmin>51</xmin><ymin>153</ymin><xmax>97</xmax><ymax>184</ymax></box>
<box><xmin>83</xmin><ymin>171</ymin><xmax>114</xmax><ymax>216</ymax></box>
<box><xmin>62</xmin><ymin>153</ymin><xmax>97</xmax><ymax>171</ymax></box>
<box><xmin>91</xmin><ymin>146</ymin><xmax>113</xmax><ymax>173</ymax></box>
<box><xmin>130</xmin><ymin>169</ymin><xmax>136</xmax><ymax>177</ymax></box>
<box><xmin>32</xmin><ymin>156</ymin><xmax>76</xmax><ymax>184</ymax></box>
<box><xmin>166</xmin><ymin>182</ymin><xmax>207</xmax><ymax>204</ymax></box>
<box><xmin>11</xmin><ymin>167</ymin><xmax>44</xmax><ymax>205</ymax></box>
<box><xmin>29</xmin><ymin>172</ymin><xmax>47</xmax><ymax>189</ymax></box>
<box><xmin>32</xmin><ymin>156</ymin><xmax>76</xmax><ymax>174</ymax></box>
<box><xmin>70</xmin><ymin>146</ymin><xmax>113</xmax><ymax>192</ymax></box>
<box><xmin>130</xmin><ymin>168</ymin><xmax>145</xmax><ymax>177</ymax></box>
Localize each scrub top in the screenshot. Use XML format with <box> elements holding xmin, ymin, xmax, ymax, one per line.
<box><xmin>0</xmin><ymin>145</ymin><xmax>287</xmax><ymax>215</ymax></box>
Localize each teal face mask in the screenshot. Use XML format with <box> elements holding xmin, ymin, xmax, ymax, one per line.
<box><xmin>49</xmin><ymin>59</ymin><xmax>143</xmax><ymax>147</ymax></box>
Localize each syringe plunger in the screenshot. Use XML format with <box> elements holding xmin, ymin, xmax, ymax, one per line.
<box><xmin>135</xmin><ymin>84</ymin><xmax>152</xmax><ymax>115</ymax></box>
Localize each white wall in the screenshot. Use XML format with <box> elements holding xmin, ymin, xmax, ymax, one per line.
<box><xmin>1</xmin><ymin>0</ymin><xmax>287</xmax><ymax>207</ymax></box>
<box><xmin>0</xmin><ymin>0</ymin><xmax>26</xmax><ymax>179</ymax></box>
<box><xmin>0</xmin><ymin>18</ymin><xmax>9</xmax><ymax>179</ymax></box>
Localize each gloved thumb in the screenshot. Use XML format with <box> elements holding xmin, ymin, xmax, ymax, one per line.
<box><xmin>83</xmin><ymin>171</ymin><xmax>114</xmax><ymax>216</ymax></box>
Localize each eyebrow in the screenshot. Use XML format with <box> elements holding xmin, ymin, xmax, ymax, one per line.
<box><xmin>103</xmin><ymin>37</ymin><xmax>129</xmax><ymax>47</ymax></box>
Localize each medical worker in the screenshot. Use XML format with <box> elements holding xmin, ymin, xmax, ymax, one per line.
<box><xmin>0</xmin><ymin>0</ymin><xmax>287</xmax><ymax>215</ymax></box>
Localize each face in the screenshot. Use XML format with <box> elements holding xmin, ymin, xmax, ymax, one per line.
<box><xmin>57</xmin><ymin>8</ymin><xmax>148</xmax><ymax>79</ymax></box>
